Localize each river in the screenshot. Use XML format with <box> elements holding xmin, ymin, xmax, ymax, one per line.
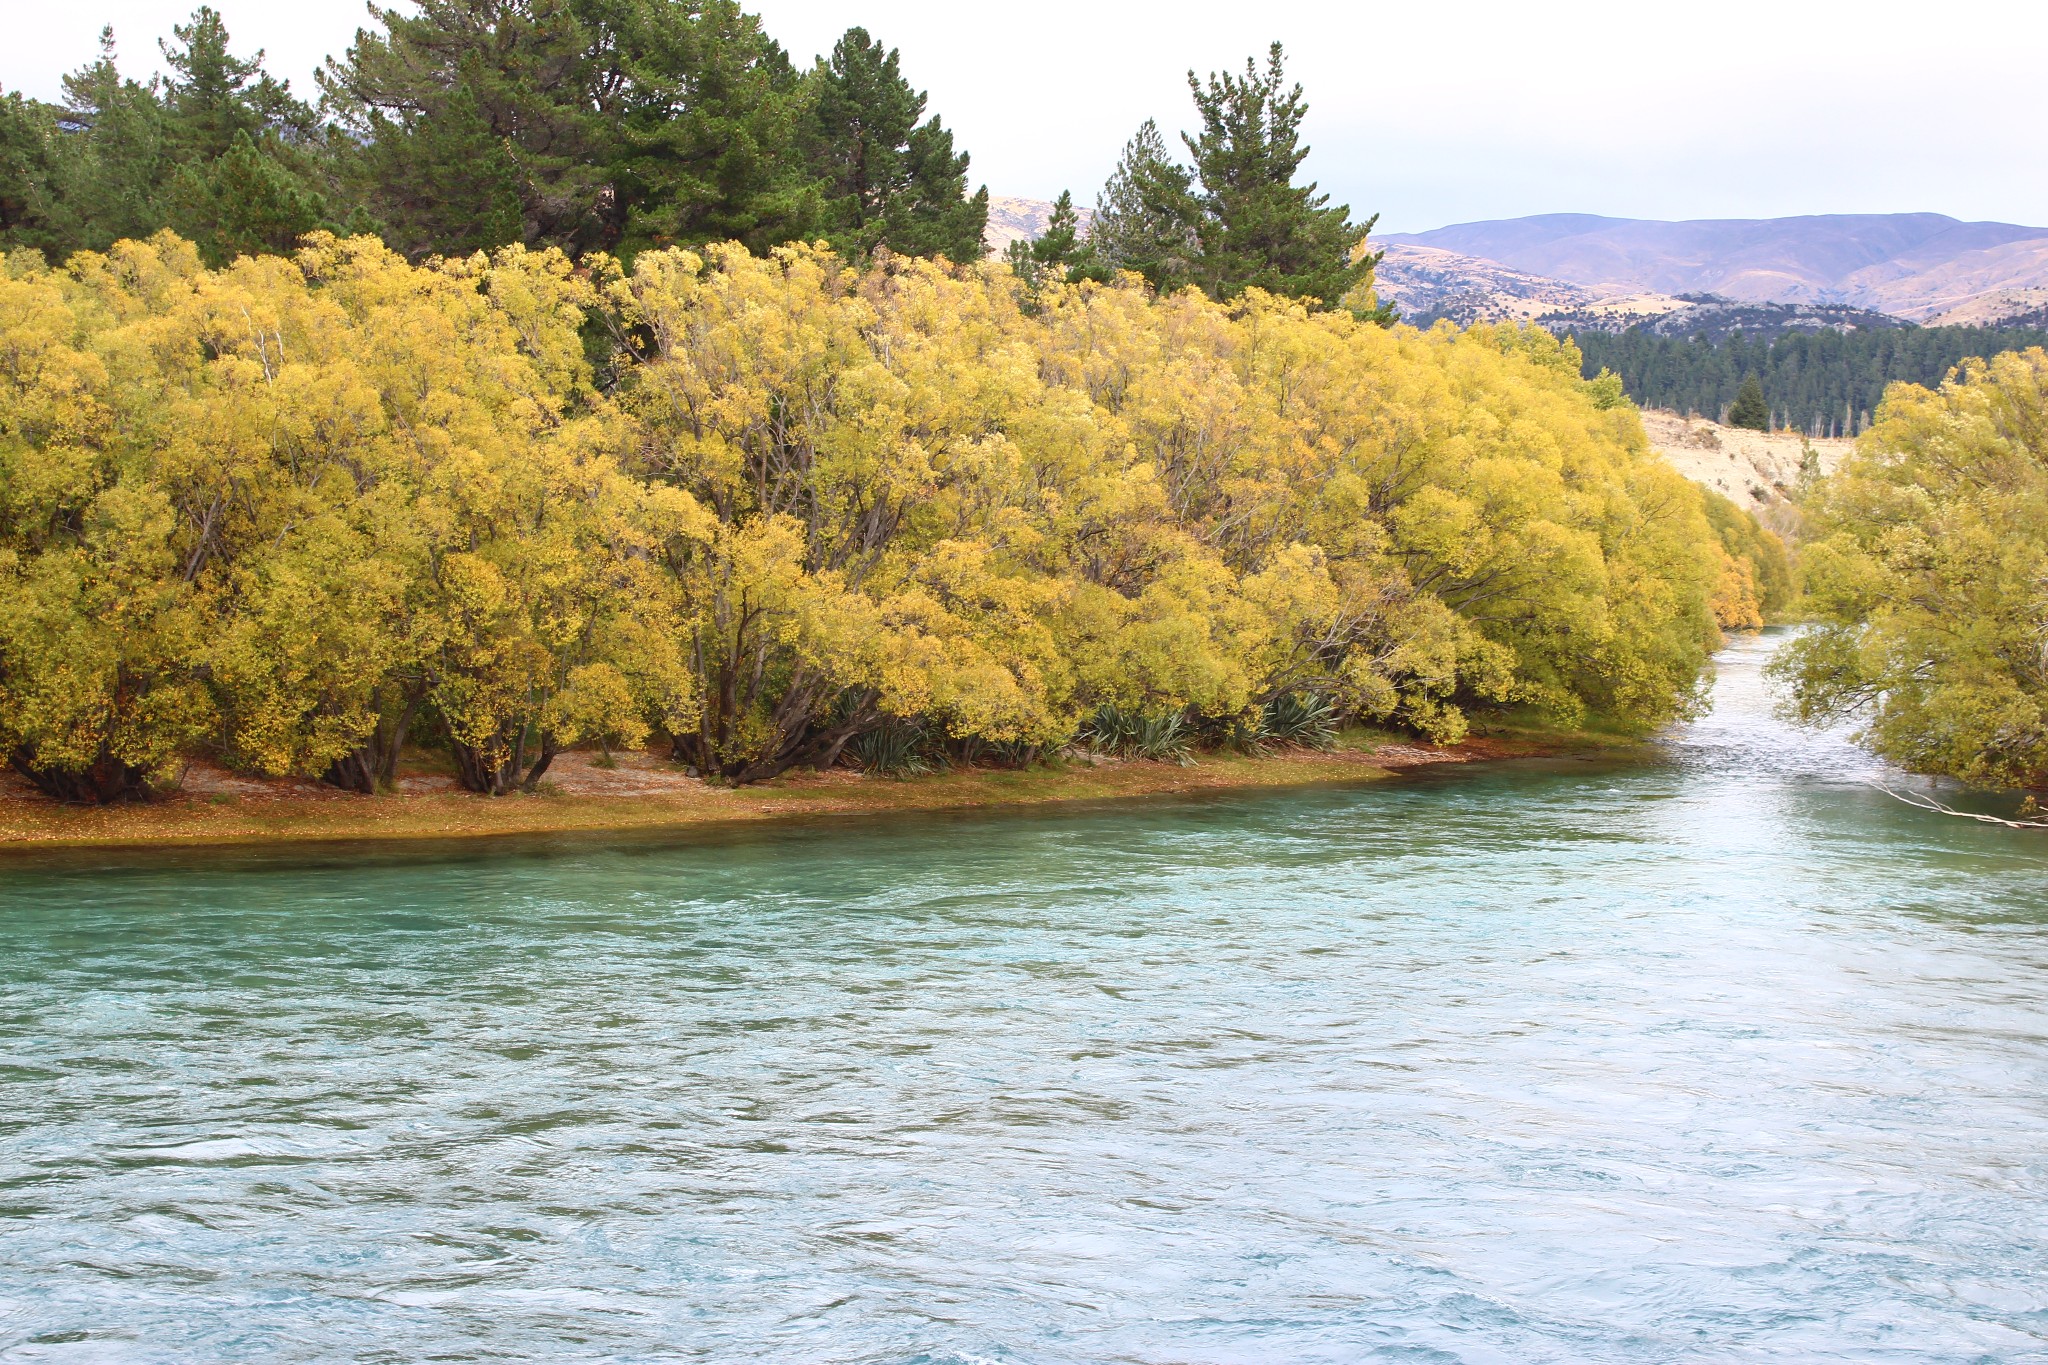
<box><xmin>3</xmin><ymin>632</ymin><xmax>2045</xmax><ymax>1362</ymax></box>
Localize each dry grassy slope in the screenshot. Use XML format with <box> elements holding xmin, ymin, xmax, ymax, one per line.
<box><xmin>1373</xmin><ymin>244</ymin><xmax>1697</xmax><ymax>324</ymax></box>
<box><xmin>1854</xmin><ymin>238</ymin><xmax>2048</xmax><ymax>320</ymax></box>
<box><xmin>983</xmin><ymin>196</ymin><xmax>1093</xmax><ymax>255</ymax></box>
<box><xmin>1928</xmin><ymin>285</ymin><xmax>2048</xmax><ymax>327</ymax></box>
<box><xmin>1641</xmin><ymin>409</ymin><xmax>1851</xmax><ymax>516</ymax></box>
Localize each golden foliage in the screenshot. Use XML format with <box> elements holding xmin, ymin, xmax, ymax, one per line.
<box><xmin>1771</xmin><ymin>348</ymin><xmax>2048</xmax><ymax>789</ymax></box>
<box><xmin>0</xmin><ymin>233</ymin><xmax>1738</xmax><ymax>797</ymax></box>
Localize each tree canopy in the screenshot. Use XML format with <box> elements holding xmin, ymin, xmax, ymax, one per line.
<box><xmin>0</xmin><ymin>231</ymin><xmax>1754</xmax><ymax>800</ymax></box>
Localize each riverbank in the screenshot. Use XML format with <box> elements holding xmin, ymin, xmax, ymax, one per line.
<box><xmin>0</xmin><ymin>729</ymin><xmax>1615</xmax><ymax>851</ymax></box>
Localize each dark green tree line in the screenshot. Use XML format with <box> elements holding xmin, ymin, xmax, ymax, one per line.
<box><xmin>0</xmin><ymin>2</ymin><xmax>989</xmax><ymax>267</ymax></box>
<box><xmin>4</xmin><ymin>10</ymin><xmax>1402</xmax><ymax>321</ymax></box>
<box><xmin>1573</xmin><ymin>324</ymin><xmax>2048</xmax><ymax>435</ymax></box>
<box><xmin>0</xmin><ymin>11</ymin><xmax>329</xmax><ymax>265</ymax></box>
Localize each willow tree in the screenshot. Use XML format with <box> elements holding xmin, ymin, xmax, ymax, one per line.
<box><xmin>3</xmin><ymin>231</ymin><xmax>1749</xmax><ymax>799</ymax></box>
<box><xmin>606</xmin><ymin>244</ymin><xmax>1064</xmax><ymax>781</ymax></box>
<box><xmin>1771</xmin><ymin>349</ymin><xmax>2048</xmax><ymax>789</ymax></box>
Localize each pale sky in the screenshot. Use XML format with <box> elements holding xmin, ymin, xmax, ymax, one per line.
<box><xmin>6</xmin><ymin>0</ymin><xmax>2044</xmax><ymax>234</ymax></box>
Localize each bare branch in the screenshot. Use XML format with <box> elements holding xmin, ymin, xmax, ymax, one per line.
<box><xmin>1868</xmin><ymin>781</ymin><xmax>2048</xmax><ymax>829</ymax></box>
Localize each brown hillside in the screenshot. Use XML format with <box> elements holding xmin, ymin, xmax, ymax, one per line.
<box><xmin>1386</xmin><ymin>213</ymin><xmax>2048</xmax><ymax>321</ymax></box>
<box><xmin>984</xmin><ymin>196</ymin><xmax>1093</xmax><ymax>256</ymax></box>
<box><xmin>1642</xmin><ymin>409</ymin><xmax>1849</xmax><ymax>516</ymax></box>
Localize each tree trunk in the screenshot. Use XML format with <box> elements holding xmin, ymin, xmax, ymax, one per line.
<box><xmin>448</xmin><ymin>737</ymin><xmax>517</xmax><ymax>795</ymax></box>
<box><xmin>722</xmin><ymin>714</ymin><xmax>869</xmax><ymax>784</ymax></box>
<box><xmin>377</xmin><ymin>691</ymin><xmax>421</xmax><ymax>788</ymax></box>
<box><xmin>450</xmin><ymin>719</ymin><xmax>557</xmax><ymax>796</ymax></box>
<box><xmin>322</xmin><ymin>748</ymin><xmax>377</xmax><ymax>795</ymax></box>
<box><xmin>518</xmin><ymin>735</ymin><xmax>560</xmax><ymax>793</ymax></box>
<box><xmin>12</xmin><ymin>749</ymin><xmax>161</xmax><ymax>804</ymax></box>
<box><xmin>672</xmin><ymin>688</ymin><xmax>875</xmax><ymax>785</ymax></box>
<box><xmin>320</xmin><ymin>686</ymin><xmax>425</xmax><ymax>795</ymax></box>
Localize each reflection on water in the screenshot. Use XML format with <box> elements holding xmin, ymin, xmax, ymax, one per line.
<box><xmin>2</xmin><ymin>633</ymin><xmax>2045</xmax><ymax>1363</ymax></box>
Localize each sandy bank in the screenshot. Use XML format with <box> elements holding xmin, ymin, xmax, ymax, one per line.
<box><xmin>0</xmin><ymin>735</ymin><xmax>1581</xmax><ymax>852</ymax></box>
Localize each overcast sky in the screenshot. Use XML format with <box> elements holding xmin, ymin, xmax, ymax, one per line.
<box><xmin>6</xmin><ymin>0</ymin><xmax>2045</xmax><ymax>234</ymax></box>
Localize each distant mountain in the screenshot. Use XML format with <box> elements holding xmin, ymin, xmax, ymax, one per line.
<box><xmin>987</xmin><ymin>203</ymin><xmax>2048</xmax><ymax>328</ymax></box>
<box><xmin>1384</xmin><ymin>213</ymin><xmax>2048</xmax><ymax>321</ymax></box>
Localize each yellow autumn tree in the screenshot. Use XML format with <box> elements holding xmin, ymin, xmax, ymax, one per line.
<box><xmin>1771</xmin><ymin>349</ymin><xmax>2048</xmax><ymax>789</ymax></box>
<box><xmin>0</xmin><ymin>231</ymin><xmax>1760</xmax><ymax>799</ymax></box>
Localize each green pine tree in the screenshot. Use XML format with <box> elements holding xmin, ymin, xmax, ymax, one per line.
<box><xmin>327</xmin><ymin>0</ymin><xmax>845</xmax><ymax>261</ymax></box>
<box><xmin>2</xmin><ymin>14</ymin><xmax>334</xmax><ymax>264</ymax></box>
<box><xmin>164</xmin><ymin>129</ymin><xmax>327</xmax><ymax>262</ymax></box>
<box><xmin>322</xmin><ymin>0</ymin><xmax>619</xmax><ymax>256</ymax></box>
<box><xmin>1033</xmin><ymin>190</ymin><xmax>1080</xmax><ymax>267</ymax></box>
<box><xmin>46</xmin><ymin>29</ymin><xmax>170</xmax><ymax>254</ymax></box>
<box><xmin>154</xmin><ymin>9</ymin><xmax>328</xmax><ymax>264</ymax></box>
<box><xmin>608</xmin><ymin>0</ymin><xmax>820</xmax><ymax>256</ymax></box>
<box><xmin>1085</xmin><ymin>119</ymin><xmax>1199</xmax><ymax>293</ymax></box>
<box><xmin>1005</xmin><ymin>190</ymin><xmax>1085</xmax><ymax>296</ymax></box>
<box><xmin>159</xmin><ymin>8</ymin><xmax>272</xmax><ymax>161</ymax></box>
<box><xmin>803</xmin><ymin>28</ymin><xmax>988</xmax><ymax>262</ymax></box>
<box><xmin>1729</xmin><ymin>372</ymin><xmax>1770</xmax><ymax>431</ymax></box>
<box><xmin>336</xmin><ymin>80</ymin><xmax>524</xmax><ymax>258</ymax></box>
<box><xmin>1182</xmin><ymin>43</ymin><xmax>1372</xmax><ymax>308</ymax></box>
<box><xmin>0</xmin><ymin>91</ymin><xmax>71</xmax><ymax>258</ymax></box>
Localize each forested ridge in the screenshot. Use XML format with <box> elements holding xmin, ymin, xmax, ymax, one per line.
<box><xmin>1573</xmin><ymin>324</ymin><xmax>2048</xmax><ymax>435</ymax></box>
<box><xmin>0</xmin><ymin>233</ymin><xmax>1779</xmax><ymax>802</ymax></box>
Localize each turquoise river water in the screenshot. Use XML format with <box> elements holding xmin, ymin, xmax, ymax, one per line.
<box><xmin>2</xmin><ymin>632</ymin><xmax>2045</xmax><ymax>1362</ymax></box>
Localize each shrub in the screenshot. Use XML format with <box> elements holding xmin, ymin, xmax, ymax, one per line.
<box><xmin>1263</xmin><ymin>692</ymin><xmax>1339</xmax><ymax>749</ymax></box>
<box><xmin>848</xmin><ymin>718</ymin><xmax>931</xmax><ymax>776</ymax></box>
